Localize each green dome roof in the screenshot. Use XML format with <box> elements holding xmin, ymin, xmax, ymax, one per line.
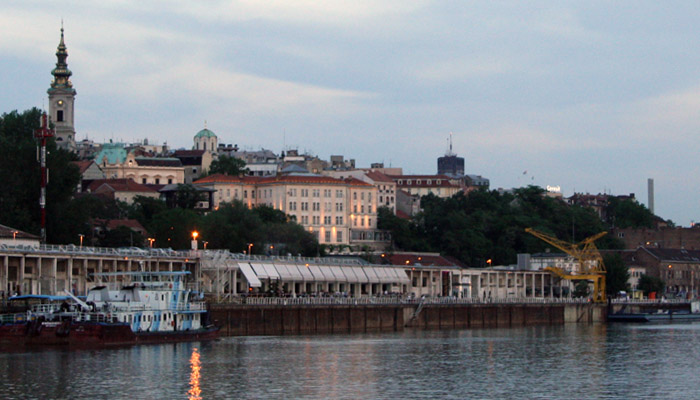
<box><xmin>194</xmin><ymin>128</ymin><xmax>217</xmax><ymax>139</ymax></box>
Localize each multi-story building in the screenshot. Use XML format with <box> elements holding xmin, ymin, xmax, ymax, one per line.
<box><xmin>194</xmin><ymin>173</ymin><xmax>387</xmax><ymax>248</ymax></box>
<box><xmin>619</xmin><ymin>247</ymin><xmax>700</xmax><ymax>298</ymax></box>
<box><xmin>387</xmin><ymin>174</ymin><xmax>461</xmax><ymax>199</ymax></box>
<box><xmin>325</xmin><ymin>170</ymin><xmax>397</xmax><ymax>214</ymax></box>
<box><xmin>95</xmin><ymin>143</ymin><xmax>185</xmax><ymax>185</ymax></box>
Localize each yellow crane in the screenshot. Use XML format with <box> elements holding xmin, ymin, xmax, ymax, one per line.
<box><xmin>525</xmin><ymin>228</ymin><xmax>607</xmax><ymax>303</ymax></box>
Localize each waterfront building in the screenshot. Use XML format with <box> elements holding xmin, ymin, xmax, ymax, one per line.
<box><xmin>47</xmin><ymin>27</ymin><xmax>77</xmax><ymax>151</ymax></box>
<box><xmin>612</xmin><ymin>225</ymin><xmax>700</xmax><ymax>250</ymax></box>
<box><xmin>619</xmin><ymin>247</ymin><xmax>700</xmax><ymax>298</ymax></box>
<box><xmin>0</xmin><ymin>243</ymin><xmax>560</xmax><ymax>301</ymax></box>
<box><xmin>0</xmin><ymin>225</ymin><xmax>40</xmax><ymax>248</ymax></box>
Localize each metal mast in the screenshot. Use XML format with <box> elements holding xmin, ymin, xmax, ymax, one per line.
<box><xmin>35</xmin><ymin>112</ymin><xmax>54</xmax><ymax>243</ymax></box>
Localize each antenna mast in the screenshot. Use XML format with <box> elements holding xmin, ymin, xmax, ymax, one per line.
<box><xmin>35</xmin><ymin>113</ymin><xmax>54</xmax><ymax>243</ymax></box>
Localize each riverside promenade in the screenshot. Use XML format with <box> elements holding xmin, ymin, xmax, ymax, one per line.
<box><xmin>209</xmin><ymin>297</ymin><xmax>608</xmax><ymax>336</ymax></box>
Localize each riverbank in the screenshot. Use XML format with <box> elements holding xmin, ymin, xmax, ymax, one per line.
<box><xmin>209</xmin><ymin>302</ymin><xmax>606</xmax><ymax>336</ymax></box>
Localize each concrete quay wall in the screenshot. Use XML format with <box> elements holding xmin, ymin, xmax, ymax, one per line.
<box><xmin>210</xmin><ymin>303</ymin><xmax>605</xmax><ymax>337</ymax></box>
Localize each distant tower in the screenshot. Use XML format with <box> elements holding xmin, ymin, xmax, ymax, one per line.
<box><xmin>648</xmin><ymin>178</ymin><xmax>655</xmax><ymax>215</ymax></box>
<box><xmin>47</xmin><ymin>25</ymin><xmax>77</xmax><ymax>150</ymax></box>
<box><xmin>437</xmin><ymin>132</ymin><xmax>464</xmax><ymax>177</ymax></box>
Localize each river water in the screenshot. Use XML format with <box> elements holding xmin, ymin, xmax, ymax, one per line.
<box><xmin>1</xmin><ymin>323</ymin><xmax>700</xmax><ymax>399</ymax></box>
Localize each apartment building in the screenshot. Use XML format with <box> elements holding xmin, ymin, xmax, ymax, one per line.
<box><xmin>194</xmin><ymin>173</ymin><xmax>386</xmax><ymax>248</ymax></box>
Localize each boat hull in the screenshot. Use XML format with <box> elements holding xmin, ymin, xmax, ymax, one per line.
<box><xmin>0</xmin><ymin>320</ymin><xmax>219</xmax><ymax>347</ymax></box>
<box><xmin>608</xmin><ymin>312</ymin><xmax>700</xmax><ymax>323</ymax></box>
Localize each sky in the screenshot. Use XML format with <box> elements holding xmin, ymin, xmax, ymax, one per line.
<box><xmin>1</xmin><ymin>1</ymin><xmax>699</xmax><ymax>226</ymax></box>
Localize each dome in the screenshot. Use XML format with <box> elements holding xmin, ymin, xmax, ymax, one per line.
<box><xmin>194</xmin><ymin>128</ymin><xmax>217</xmax><ymax>139</ymax></box>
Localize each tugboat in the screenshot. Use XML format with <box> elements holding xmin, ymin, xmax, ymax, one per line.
<box><xmin>0</xmin><ymin>271</ymin><xmax>219</xmax><ymax>346</ymax></box>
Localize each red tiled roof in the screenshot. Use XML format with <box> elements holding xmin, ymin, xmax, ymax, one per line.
<box><xmin>343</xmin><ymin>177</ymin><xmax>373</xmax><ymax>187</ymax></box>
<box><xmin>194</xmin><ymin>174</ymin><xmax>259</xmax><ymax>185</ymax></box>
<box><xmin>173</xmin><ymin>150</ymin><xmax>205</xmax><ymax>157</ymax></box>
<box><xmin>396</xmin><ymin>210</ymin><xmax>411</xmax><ymax>219</ymax></box>
<box><xmin>88</xmin><ymin>179</ymin><xmax>157</xmax><ymax>193</ymax></box>
<box><xmin>365</xmin><ymin>170</ymin><xmax>394</xmax><ymax>183</ymax></box>
<box><xmin>71</xmin><ymin>160</ymin><xmax>95</xmax><ymax>174</ymax></box>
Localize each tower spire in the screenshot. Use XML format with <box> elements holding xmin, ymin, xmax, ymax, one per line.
<box><xmin>51</xmin><ymin>24</ymin><xmax>73</xmax><ymax>90</ymax></box>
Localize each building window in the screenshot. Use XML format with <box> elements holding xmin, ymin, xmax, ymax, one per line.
<box><xmin>244</xmin><ymin>190</ymin><xmax>247</xmax><ymax>198</ymax></box>
<box><xmin>336</xmin><ymin>231</ymin><xmax>343</xmax><ymax>242</ymax></box>
<box><xmin>168</xmin><ymin>179</ymin><xmax>173</xmax><ymax>184</ymax></box>
<box><xmin>57</xmin><ymin>110</ymin><xmax>64</xmax><ymax>122</ymax></box>
<box><xmin>336</xmin><ymin>190</ymin><xmax>343</xmax><ymax>198</ymax></box>
<box><xmin>353</xmin><ymin>192</ymin><xmax>357</xmax><ymax>200</ymax></box>
<box><xmin>336</xmin><ymin>216</ymin><xmax>343</xmax><ymax>225</ymax></box>
<box><xmin>155</xmin><ymin>178</ymin><xmax>160</xmax><ymax>184</ymax></box>
<box><xmin>325</xmin><ymin>231</ymin><xmax>331</xmax><ymax>242</ymax></box>
<box><xmin>142</xmin><ymin>178</ymin><xmax>147</xmax><ymax>184</ymax></box>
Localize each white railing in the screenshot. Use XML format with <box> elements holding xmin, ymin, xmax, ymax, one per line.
<box><xmin>223</xmin><ymin>296</ymin><xmax>591</xmax><ymax>306</ymax></box>
<box><xmin>609</xmin><ymin>298</ymin><xmax>691</xmax><ymax>305</ymax></box>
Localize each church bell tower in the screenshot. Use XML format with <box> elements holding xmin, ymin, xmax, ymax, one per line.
<box><xmin>47</xmin><ymin>25</ymin><xmax>77</xmax><ymax>150</ymax></box>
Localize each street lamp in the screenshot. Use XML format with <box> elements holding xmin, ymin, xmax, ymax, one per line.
<box><xmin>13</xmin><ymin>231</ymin><xmax>18</xmax><ymax>241</ymax></box>
<box><xmin>78</xmin><ymin>234</ymin><xmax>84</xmax><ymax>249</ymax></box>
<box><xmin>247</xmin><ymin>243</ymin><xmax>253</xmax><ymax>255</ymax></box>
<box><xmin>148</xmin><ymin>238</ymin><xmax>155</xmax><ymax>248</ymax></box>
<box><xmin>191</xmin><ymin>231</ymin><xmax>199</xmax><ymax>250</ymax></box>
<box><xmin>203</xmin><ymin>241</ymin><xmax>208</xmax><ymax>250</ymax></box>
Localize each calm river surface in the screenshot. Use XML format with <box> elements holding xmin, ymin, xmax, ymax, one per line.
<box><xmin>2</xmin><ymin>323</ymin><xmax>700</xmax><ymax>399</ymax></box>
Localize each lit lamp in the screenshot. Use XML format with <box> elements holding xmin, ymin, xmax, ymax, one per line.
<box><xmin>203</xmin><ymin>241</ymin><xmax>208</xmax><ymax>250</ymax></box>
<box><xmin>78</xmin><ymin>234</ymin><xmax>85</xmax><ymax>249</ymax></box>
<box><xmin>247</xmin><ymin>243</ymin><xmax>253</xmax><ymax>255</ymax></box>
<box><xmin>191</xmin><ymin>231</ymin><xmax>199</xmax><ymax>250</ymax></box>
<box><xmin>148</xmin><ymin>238</ymin><xmax>155</xmax><ymax>248</ymax></box>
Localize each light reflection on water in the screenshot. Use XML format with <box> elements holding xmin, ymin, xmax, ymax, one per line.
<box><xmin>188</xmin><ymin>348</ymin><xmax>201</xmax><ymax>400</ymax></box>
<box><xmin>1</xmin><ymin>323</ymin><xmax>700</xmax><ymax>399</ymax></box>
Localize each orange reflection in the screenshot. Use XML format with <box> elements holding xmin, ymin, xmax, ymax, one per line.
<box><xmin>188</xmin><ymin>347</ymin><xmax>202</xmax><ymax>400</ymax></box>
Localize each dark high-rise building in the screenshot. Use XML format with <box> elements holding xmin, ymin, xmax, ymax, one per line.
<box><xmin>437</xmin><ymin>133</ymin><xmax>464</xmax><ymax>176</ymax></box>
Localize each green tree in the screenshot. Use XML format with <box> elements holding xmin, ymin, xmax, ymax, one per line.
<box><xmin>173</xmin><ymin>184</ymin><xmax>205</xmax><ymax>209</ymax></box>
<box><xmin>606</xmin><ymin>196</ymin><xmax>655</xmax><ymax>229</ymax></box>
<box><xmin>0</xmin><ymin>108</ymin><xmax>80</xmax><ymax>241</ymax></box>
<box><xmin>638</xmin><ymin>274</ymin><xmax>665</xmax><ymax>297</ymax></box>
<box><xmin>100</xmin><ymin>225</ymin><xmax>145</xmax><ymax>248</ymax></box>
<box><xmin>207</xmin><ymin>155</ymin><xmax>247</xmax><ymax>176</ymax></box>
<box><xmin>149</xmin><ymin>208</ymin><xmax>203</xmax><ymax>249</ymax></box>
<box><xmin>127</xmin><ymin>196</ymin><xmax>168</xmax><ymax>228</ymax></box>
<box><xmin>604</xmin><ymin>253</ymin><xmax>630</xmax><ymax>295</ymax></box>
